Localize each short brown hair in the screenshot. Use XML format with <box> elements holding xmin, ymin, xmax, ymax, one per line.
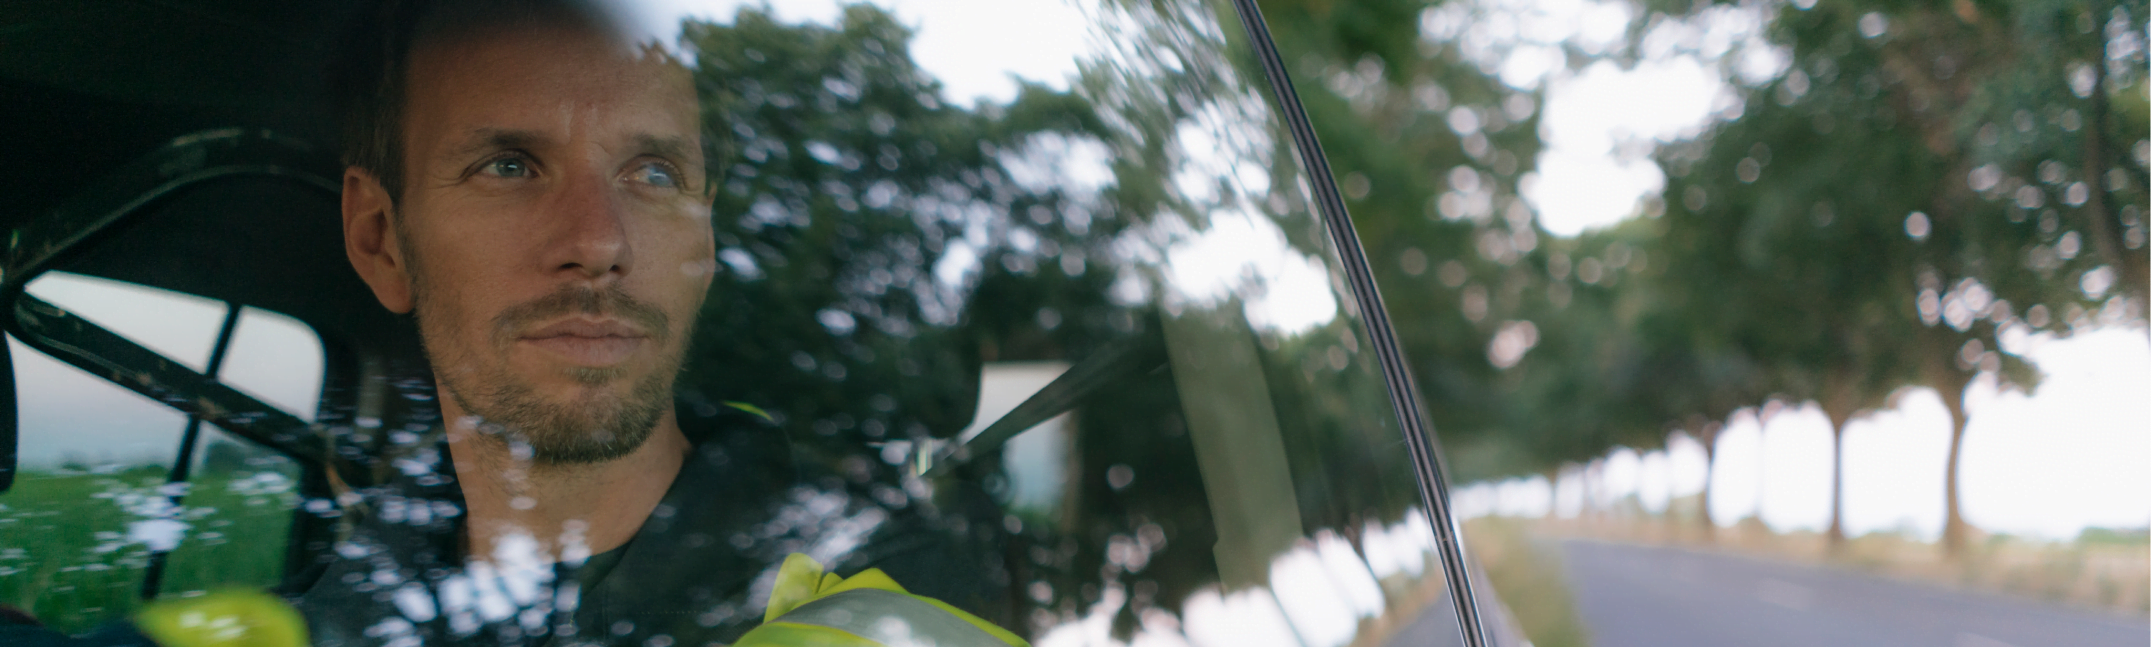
<box><xmin>330</xmin><ymin>0</ymin><xmax>623</xmax><ymax>202</ymax></box>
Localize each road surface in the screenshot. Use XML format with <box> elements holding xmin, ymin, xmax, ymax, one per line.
<box><xmin>1560</xmin><ymin>539</ymin><xmax>2149</xmax><ymax>647</ymax></box>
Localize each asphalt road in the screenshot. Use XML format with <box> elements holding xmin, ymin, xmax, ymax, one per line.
<box><xmin>1559</xmin><ymin>540</ymin><xmax>2150</xmax><ymax>647</ymax></box>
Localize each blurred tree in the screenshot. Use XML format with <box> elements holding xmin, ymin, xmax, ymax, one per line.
<box><xmin>682</xmin><ymin>2</ymin><xmax>1464</xmax><ymax>638</ymax></box>
<box><xmin>1655</xmin><ymin>89</ymin><xmax>1936</xmax><ymax>552</ymax></box>
<box><xmin>1924</xmin><ymin>0</ymin><xmax>2150</xmax><ymax>555</ymax></box>
<box><xmin>1252</xmin><ymin>0</ymin><xmax>2146</xmax><ymax>563</ymax></box>
<box><xmin>681</xmin><ymin>6</ymin><xmax>1119</xmax><ymax>445</ymax></box>
<box><xmin>1638</xmin><ymin>0</ymin><xmax>2145</xmax><ymax>555</ymax></box>
<box><xmin>1553</xmin><ymin>222</ymin><xmax>1766</xmax><ymax>532</ymax></box>
<box><xmin>680</xmin><ymin>6</ymin><xmax>1131</xmax><ymax>627</ymax></box>
<box><xmin>1256</xmin><ymin>0</ymin><xmax>1559</xmax><ymax>474</ymax></box>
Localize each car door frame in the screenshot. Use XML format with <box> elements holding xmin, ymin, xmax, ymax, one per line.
<box><xmin>1221</xmin><ymin>2</ymin><xmax>1494</xmax><ymax>645</ymax></box>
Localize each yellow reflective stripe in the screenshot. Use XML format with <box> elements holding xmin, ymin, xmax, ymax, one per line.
<box><xmin>768</xmin><ymin>553</ymin><xmax>836</xmax><ymax>622</ymax></box>
<box><xmin>777</xmin><ymin>588</ymin><xmax>1017</xmax><ymax>647</ymax></box>
<box><xmin>133</xmin><ymin>590</ymin><xmax>307</xmax><ymax>647</ymax></box>
<box><xmin>818</xmin><ymin>567</ymin><xmax>906</xmax><ymax>597</ymax></box>
<box><xmin>722</xmin><ymin>400</ymin><xmax>774</xmax><ymax>421</ymax></box>
<box><xmin>733</xmin><ymin>621</ymin><xmax>885</xmax><ymax>647</ymax></box>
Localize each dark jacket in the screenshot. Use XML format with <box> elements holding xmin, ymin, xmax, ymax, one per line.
<box><xmin>291</xmin><ymin>405</ymin><xmax>1008</xmax><ymax>647</ymax></box>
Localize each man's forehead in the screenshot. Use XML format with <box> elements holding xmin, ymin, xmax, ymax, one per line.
<box><xmin>405</xmin><ymin>24</ymin><xmax>700</xmax><ymax>152</ymax></box>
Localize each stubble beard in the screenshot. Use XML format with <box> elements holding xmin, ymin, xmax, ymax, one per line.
<box><xmin>411</xmin><ymin>261</ymin><xmax>688</xmax><ymax>466</ymax></box>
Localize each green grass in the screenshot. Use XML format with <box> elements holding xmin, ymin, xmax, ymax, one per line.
<box><xmin>1</xmin><ymin>459</ymin><xmax>298</xmax><ymax>635</ymax></box>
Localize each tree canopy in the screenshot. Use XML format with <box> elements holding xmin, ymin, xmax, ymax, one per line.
<box><xmin>1261</xmin><ymin>0</ymin><xmax>2147</xmax><ymax>552</ymax></box>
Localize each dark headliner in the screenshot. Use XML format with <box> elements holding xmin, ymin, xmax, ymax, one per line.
<box><xmin>0</xmin><ymin>0</ymin><xmax>416</xmax><ymax>352</ymax></box>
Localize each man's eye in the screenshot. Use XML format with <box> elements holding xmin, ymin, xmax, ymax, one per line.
<box><xmin>633</xmin><ymin>162</ymin><xmax>680</xmax><ymax>189</ymax></box>
<box><xmin>482</xmin><ymin>157</ymin><xmax>532</xmax><ymax>178</ymax></box>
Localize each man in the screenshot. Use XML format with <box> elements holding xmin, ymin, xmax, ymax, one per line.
<box><xmin>336</xmin><ymin>0</ymin><xmax>713</xmax><ymax>580</ymax></box>
<box><xmin>303</xmin><ymin>2</ymin><xmax>1015</xmax><ymax>645</ymax></box>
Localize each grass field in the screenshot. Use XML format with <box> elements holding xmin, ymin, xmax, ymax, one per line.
<box><xmin>1</xmin><ymin>453</ymin><xmax>299</xmax><ymax>634</ymax></box>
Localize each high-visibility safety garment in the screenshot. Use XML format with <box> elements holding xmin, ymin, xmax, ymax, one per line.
<box><xmin>736</xmin><ymin>553</ymin><xmax>1029</xmax><ymax>647</ymax></box>
<box><xmin>108</xmin><ymin>553</ymin><xmax>1022</xmax><ymax>647</ymax></box>
<box><xmin>133</xmin><ymin>590</ymin><xmax>307</xmax><ymax>647</ymax></box>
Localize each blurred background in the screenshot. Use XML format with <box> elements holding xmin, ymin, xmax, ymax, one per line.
<box><xmin>1240</xmin><ymin>0</ymin><xmax>2149</xmax><ymax>644</ymax></box>
<box><xmin>0</xmin><ymin>0</ymin><xmax>2142</xmax><ymax>644</ymax></box>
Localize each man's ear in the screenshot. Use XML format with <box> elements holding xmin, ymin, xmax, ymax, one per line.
<box><xmin>343</xmin><ymin>168</ymin><xmax>415</xmax><ymax>314</ymax></box>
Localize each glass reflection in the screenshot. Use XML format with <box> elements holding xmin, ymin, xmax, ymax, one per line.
<box><xmin>0</xmin><ymin>0</ymin><xmax>1467</xmax><ymax>645</ymax></box>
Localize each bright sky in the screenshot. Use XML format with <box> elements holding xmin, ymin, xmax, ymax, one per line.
<box><xmin>628</xmin><ymin>0</ymin><xmax>1766</xmax><ymax>240</ymax></box>
<box><xmin>1422</xmin><ymin>0</ymin><xmax>1783</xmax><ymax>236</ymax></box>
<box><xmin>630</xmin><ymin>0</ymin><xmax>1349</xmax><ymax>336</ymax></box>
<box><xmin>14</xmin><ymin>273</ymin><xmax>324</xmax><ymax>468</ymax></box>
<box><xmin>1470</xmin><ymin>327</ymin><xmax>2151</xmax><ymax>541</ymax></box>
<box><xmin>624</xmin><ymin>0</ymin><xmax>1094</xmax><ymax>106</ymax></box>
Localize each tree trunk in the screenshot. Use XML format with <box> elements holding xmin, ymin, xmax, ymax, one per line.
<box><xmin>1546</xmin><ymin>466</ymin><xmax>1563</xmax><ymax>521</ymax></box>
<box><xmin>1824</xmin><ymin>409</ymin><xmax>1852</xmax><ymax>556</ymax></box>
<box><xmin>1940</xmin><ymin>380</ymin><xmax>1972</xmax><ymax>559</ymax></box>
<box><xmin>1581</xmin><ymin>460</ymin><xmax>1598</xmax><ymax>521</ymax></box>
<box><xmin>2080</xmin><ymin>16</ymin><xmax>2149</xmax><ymax>303</ymax></box>
<box><xmin>1695</xmin><ymin>421</ymin><xmax>1721</xmax><ymax>542</ymax></box>
<box><xmin>1587</xmin><ymin>459</ymin><xmax>1607</xmax><ymax>523</ymax></box>
<box><xmin>1922</xmin><ymin>354</ymin><xmax>1977</xmax><ymax>559</ymax></box>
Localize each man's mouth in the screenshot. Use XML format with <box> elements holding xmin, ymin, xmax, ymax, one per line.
<box><xmin>516</xmin><ymin>318</ymin><xmax>650</xmax><ymax>366</ymax></box>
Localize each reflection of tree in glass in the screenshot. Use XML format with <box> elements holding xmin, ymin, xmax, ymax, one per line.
<box><xmin>678</xmin><ymin>5</ymin><xmax>1111</xmax><ymax>445</ymax></box>
<box><xmin>675</xmin><ymin>3</ymin><xmax>1453</xmax><ymax>640</ymax></box>
<box><xmin>676</xmin><ymin>4</ymin><xmax>1134</xmax><ymax>632</ymax></box>
<box><xmin>988</xmin><ymin>0</ymin><xmax>1451</xmax><ymax>639</ymax></box>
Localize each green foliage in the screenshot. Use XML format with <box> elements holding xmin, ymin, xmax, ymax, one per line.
<box><xmin>675</xmin><ymin>5</ymin><xmax>1446</xmax><ymax>637</ymax></box>
<box><xmin>1608</xmin><ymin>0</ymin><xmax>2148</xmax><ymax>547</ymax></box>
<box><xmin>1258</xmin><ymin>0</ymin><xmax>2147</xmax><ymax>494</ymax></box>
<box><xmin>1258</xmin><ymin>0</ymin><xmax>1567</xmax><ymax>479</ymax></box>
<box><xmin>0</xmin><ymin>456</ymin><xmax>298</xmax><ymax>635</ymax></box>
<box><xmin>2076</xmin><ymin>526</ymin><xmax>2152</xmax><ymax>545</ymax></box>
<box><xmin>679</xmin><ymin>6</ymin><xmax>1115</xmax><ymax>442</ymax></box>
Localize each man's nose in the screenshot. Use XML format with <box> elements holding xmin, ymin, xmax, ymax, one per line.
<box><xmin>543</xmin><ymin>171</ymin><xmax>632</xmax><ymax>281</ymax></box>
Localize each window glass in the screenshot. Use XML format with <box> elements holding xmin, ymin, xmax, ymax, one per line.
<box><xmin>636</xmin><ymin>2</ymin><xmax>1461</xmax><ymax>642</ymax></box>
<box><xmin>10</xmin><ymin>335</ymin><xmax>191</xmax><ymax>472</ymax></box>
<box><xmin>154</xmin><ymin>425</ymin><xmax>302</xmax><ymax>599</ymax></box>
<box><xmin>2</xmin><ymin>336</ymin><xmax>192</xmax><ymax>632</ymax></box>
<box><xmin>967</xmin><ymin>362</ymin><xmax>1075</xmax><ymax>515</ymax></box>
<box><xmin>0</xmin><ymin>0</ymin><xmax>1470</xmax><ymax>645</ymax></box>
<box><xmin>23</xmin><ymin>272</ymin><xmax>226</xmax><ymax>375</ymax></box>
<box><xmin>218</xmin><ymin>307</ymin><xmax>327</xmax><ymax>422</ymax></box>
<box><xmin>3</xmin><ymin>273</ymin><xmax>325</xmax><ymax>632</ymax></box>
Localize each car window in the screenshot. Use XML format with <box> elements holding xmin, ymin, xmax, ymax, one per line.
<box><xmin>3</xmin><ymin>335</ymin><xmax>194</xmax><ymax>632</ymax></box>
<box><xmin>151</xmin><ymin>425</ymin><xmax>302</xmax><ymax>605</ymax></box>
<box><xmin>0</xmin><ymin>1</ymin><xmax>1476</xmax><ymax>645</ymax></box>
<box><xmin>2</xmin><ymin>273</ymin><xmax>323</xmax><ymax>633</ymax></box>
<box><xmin>652</xmin><ymin>3</ymin><xmax>1467</xmax><ymax>643</ymax></box>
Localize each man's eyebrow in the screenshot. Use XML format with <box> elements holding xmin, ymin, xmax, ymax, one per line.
<box><xmin>633</xmin><ymin>134</ymin><xmax>698</xmax><ymax>162</ymax></box>
<box><xmin>445</xmin><ymin>128</ymin><xmax>549</xmax><ymax>160</ymax></box>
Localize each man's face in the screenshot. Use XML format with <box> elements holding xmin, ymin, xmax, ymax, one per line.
<box><xmin>393</xmin><ymin>24</ymin><xmax>712</xmax><ymax>463</ymax></box>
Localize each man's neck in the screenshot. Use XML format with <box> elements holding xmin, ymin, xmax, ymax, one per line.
<box><xmin>442</xmin><ymin>403</ymin><xmax>690</xmax><ymax>566</ymax></box>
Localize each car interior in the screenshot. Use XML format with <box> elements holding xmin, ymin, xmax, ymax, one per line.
<box><xmin>0</xmin><ymin>1</ymin><xmax>1484</xmax><ymax>645</ymax></box>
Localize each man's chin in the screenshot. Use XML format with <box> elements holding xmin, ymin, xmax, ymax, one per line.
<box><xmin>491</xmin><ymin>403</ymin><xmax>664</xmax><ymax>465</ymax></box>
<box><xmin>446</xmin><ymin>376</ymin><xmax>672</xmax><ymax>466</ymax></box>
<box><xmin>523</xmin><ymin>426</ymin><xmax>657</xmax><ymax>465</ymax></box>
